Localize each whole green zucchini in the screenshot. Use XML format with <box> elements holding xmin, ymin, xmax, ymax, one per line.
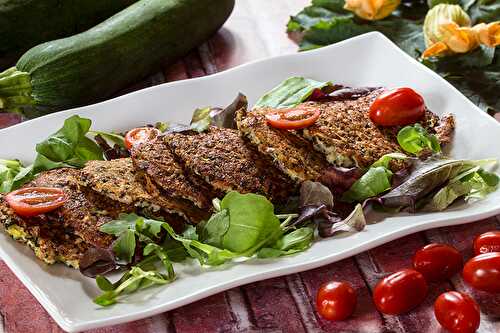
<box><xmin>0</xmin><ymin>0</ymin><xmax>235</xmax><ymax>116</ymax></box>
<box><xmin>0</xmin><ymin>0</ymin><xmax>137</xmax><ymax>67</ymax></box>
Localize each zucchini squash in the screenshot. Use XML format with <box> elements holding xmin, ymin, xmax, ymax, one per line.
<box><xmin>0</xmin><ymin>0</ymin><xmax>137</xmax><ymax>67</ymax></box>
<box><xmin>0</xmin><ymin>0</ymin><xmax>235</xmax><ymax>116</ymax></box>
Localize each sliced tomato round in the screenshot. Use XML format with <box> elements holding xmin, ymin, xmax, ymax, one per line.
<box><xmin>265</xmin><ymin>105</ymin><xmax>320</xmax><ymax>130</ymax></box>
<box><xmin>6</xmin><ymin>187</ymin><xmax>66</xmax><ymax>217</ymax></box>
<box><xmin>124</xmin><ymin>127</ymin><xmax>161</xmax><ymax>150</ymax></box>
<box><xmin>369</xmin><ymin>87</ymin><xmax>425</xmax><ymax>126</ymax></box>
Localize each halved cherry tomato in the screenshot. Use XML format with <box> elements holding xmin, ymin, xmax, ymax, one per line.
<box><xmin>369</xmin><ymin>87</ymin><xmax>425</xmax><ymax>126</ymax></box>
<box><xmin>5</xmin><ymin>187</ymin><xmax>66</xmax><ymax>217</ymax></box>
<box><xmin>265</xmin><ymin>105</ymin><xmax>320</xmax><ymax>130</ymax></box>
<box><xmin>434</xmin><ymin>291</ymin><xmax>480</xmax><ymax>333</ymax></box>
<box><xmin>316</xmin><ymin>281</ymin><xmax>357</xmax><ymax>321</ymax></box>
<box><xmin>473</xmin><ymin>231</ymin><xmax>500</xmax><ymax>255</ymax></box>
<box><xmin>373</xmin><ymin>268</ymin><xmax>428</xmax><ymax>315</ymax></box>
<box><xmin>124</xmin><ymin>127</ymin><xmax>161</xmax><ymax>150</ymax></box>
<box><xmin>463</xmin><ymin>252</ymin><xmax>500</xmax><ymax>293</ymax></box>
<box><xmin>413</xmin><ymin>243</ymin><xmax>463</xmax><ymax>282</ymax></box>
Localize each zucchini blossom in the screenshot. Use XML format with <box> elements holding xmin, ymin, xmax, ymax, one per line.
<box><xmin>423</xmin><ymin>4</ymin><xmax>500</xmax><ymax>58</ymax></box>
<box><xmin>344</xmin><ymin>0</ymin><xmax>401</xmax><ymax>21</ymax></box>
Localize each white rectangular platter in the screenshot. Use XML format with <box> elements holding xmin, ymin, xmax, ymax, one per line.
<box><xmin>1</xmin><ymin>32</ymin><xmax>500</xmax><ymax>332</ymax></box>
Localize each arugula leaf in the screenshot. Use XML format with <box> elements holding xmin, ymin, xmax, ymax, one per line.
<box><xmin>257</xmin><ymin>227</ymin><xmax>314</xmax><ymax>258</ymax></box>
<box><xmin>113</xmin><ymin>229</ymin><xmax>136</xmax><ymax>264</ymax></box>
<box><xmin>397</xmin><ymin>124</ymin><xmax>441</xmax><ymax>155</ymax></box>
<box><xmin>254</xmin><ymin>77</ymin><xmax>332</xmax><ymax>109</ymax></box>
<box><xmin>94</xmin><ymin>267</ymin><xmax>172</xmax><ymax>307</ymax></box>
<box><xmin>220</xmin><ymin>192</ymin><xmax>282</xmax><ymax>253</ymax></box>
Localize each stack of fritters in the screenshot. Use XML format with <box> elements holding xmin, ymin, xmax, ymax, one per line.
<box><xmin>0</xmin><ymin>87</ymin><xmax>454</xmax><ymax>268</ymax></box>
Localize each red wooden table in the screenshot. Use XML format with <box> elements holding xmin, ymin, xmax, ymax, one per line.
<box><xmin>1</xmin><ymin>1</ymin><xmax>500</xmax><ymax>332</ymax></box>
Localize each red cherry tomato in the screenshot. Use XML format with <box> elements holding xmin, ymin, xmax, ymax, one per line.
<box><xmin>473</xmin><ymin>231</ymin><xmax>500</xmax><ymax>255</ymax></box>
<box><xmin>373</xmin><ymin>268</ymin><xmax>428</xmax><ymax>315</ymax></box>
<box><xmin>434</xmin><ymin>291</ymin><xmax>480</xmax><ymax>333</ymax></box>
<box><xmin>124</xmin><ymin>127</ymin><xmax>161</xmax><ymax>150</ymax></box>
<box><xmin>463</xmin><ymin>252</ymin><xmax>500</xmax><ymax>293</ymax></box>
<box><xmin>6</xmin><ymin>187</ymin><xmax>66</xmax><ymax>217</ymax></box>
<box><xmin>265</xmin><ymin>105</ymin><xmax>320</xmax><ymax>130</ymax></box>
<box><xmin>369</xmin><ymin>87</ymin><xmax>425</xmax><ymax>126</ymax></box>
<box><xmin>316</xmin><ymin>281</ymin><xmax>357</xmax><ymax>321</ymax></box>
<box><xmin>413</xmin><ymin>243</ymin><xmax>463</xmax><ymax>282</ymax></box>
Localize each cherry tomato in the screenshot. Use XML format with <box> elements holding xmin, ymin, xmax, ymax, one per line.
<box><xmin>463</xmin><ymin>252</ymin><xmax>500</xmax><ymax>293</ymax></box>
<box><xmin>473</xmin><ymin>231</ymin><xmax>500</xmax><ymax>255</ymax></box>
<box><xmin>373</xmin><ymin>268</ymin><xmax>428</xmax><ymax>315</ymax></box>
<box><xmin>6</xmin><ymin>187</ymin><xmax>66</xmax><ymax>217</ymax></box>
<box><xmin>316</xmin><ymin>281</ymin><xmax>357</xmax><ymax>321</ymax></box>
<box><xmin>434</xmin><ymin>291</ymin><xmax>480</xmax><ymax>333</ymax></box>
<box><xmin>265</xmin><ymin>105</ymin><xmax>320</xmax><ymax>130</ymax></box>
<box><xmin>413</xmin><ymin>243</ymin><xmax>463</xmax><ymax>282</ymax></box>
<box><xmin>124</xmin><ymin>127</ymin><xmax>161</xmax><ymax>149</ymax></box>
<box><xmin>369</xmin><ymin>87</ymin><xmax>425</xmax><ymax>126</ymax></box>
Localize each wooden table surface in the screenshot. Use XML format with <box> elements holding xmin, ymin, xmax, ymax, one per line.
<box><xmin>1</xmin><ymin>1</ymin><xmax>500</xmax><ymax>332</ymax></box>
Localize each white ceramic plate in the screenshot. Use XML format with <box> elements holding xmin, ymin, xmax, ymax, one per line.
<box><xmin>1</xmin><ymin>32</ymin><xmax>500</xmax><ymax>332</ymax></box>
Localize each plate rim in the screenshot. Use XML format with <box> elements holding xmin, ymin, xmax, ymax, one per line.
<box><xmin>1</xmin><ymin>31</ymin><xmax>499</xmax><ymax>332</ymax></box>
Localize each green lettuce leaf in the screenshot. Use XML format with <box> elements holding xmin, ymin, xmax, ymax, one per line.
<box><xmin>342</xmin><ymin>153</ymin><xmax>408</xmax><ymax>202</ymax></box>
<box><xmin>0</xmin><ymin>159</ymin><xmax>30</xmax><ymax>193</ymax></box>
<box><xmin>397</xmin><ymin>123</ymin><xmax>441</xmax><ymax>155</ymax></box>
<box><xmin>254</xmin><ymin>77</ymin><xmax>332</xmax><ymax>109</ymax></box>
<box><xmin>257</xmin><ymin>227</ymin><xmax>314</xmax><ymax>258</ymax></box>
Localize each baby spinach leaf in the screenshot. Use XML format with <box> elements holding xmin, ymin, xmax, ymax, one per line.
<box><xmin>198</xmin><ymin>209</ymin><xmax>230</xmax><ymax>248</ymax></box>
<box><xmin>342</xmin><ymin>153</ymin><xmax>409</xmax><ymax>202</ymax></box>
<box><xmin>254</xmin><ymin>77</ymin><xmax>332</xmax><ymax>109</ymax></box>
<box><xmin>220</xmin><ymin>191</ymin><xmax>282</xmax><ymax>253</ymax></box>
<box><xmin>35</xmin><ymin>115</ymin><xmax>103</xmax><ymax>167</ymax></box>
<box><xmin>397</xmin><ymin>124</ymin><xmax>441</xmax><ymax>155</ymax></box>
<box><xmin>342</xmin><ymin>166</ymin><xmax>393</xmax><ymax>202</ymax></box>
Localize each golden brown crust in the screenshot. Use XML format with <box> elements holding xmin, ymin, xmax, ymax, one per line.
<box><xmin>25</xmin><ymin>168</ymin><xmax>120</xmax><ymax>249</ymax></box>
<box><xmin>236</xmin><ymin>108</ymin><xmax>330</xmax><ymax>183</ymax></box>
<box><xmin>80</xmin><ymin>158</ymin><xmax>153</xmax><ymax>205</ymax></box>
<box><xmin>165</xmin><ymin>128</ymin><xmax>294</xmax><ymax>202</ymax></box>
<box><xmin>301</xmin><ymin>89</ymin><xmax>403</xmax><ymax>169</ymax></box>
<box><xmin>130</xmin><ymin>138</ymin><xmax>212</xmax><ymax>209</ymax></box>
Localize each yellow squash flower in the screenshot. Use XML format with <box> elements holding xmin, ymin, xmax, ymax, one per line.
<box><xmin>422</xmin><ymin>4</ymin><xmax>500</xmax><ymax>58</ymax></box>
<box><xmin>344</xmin><ymin>0</ymin><xmax>400</xmax><ymax>21</ymax></box>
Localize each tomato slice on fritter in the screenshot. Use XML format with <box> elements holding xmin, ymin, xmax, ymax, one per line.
<box><xmin>6</xmin><ymin>187</ymin><xmax>66</xmax><ymax>217</ymax></box>
<box><xmin>265</xmin><ymin>106</ymin><xmax>320</xmax><ymax>130</ymax></box>
<box><xmin>124</xmin><ymin>127</ymin><xmax>161</xmax><ymax>149</ymax></box>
